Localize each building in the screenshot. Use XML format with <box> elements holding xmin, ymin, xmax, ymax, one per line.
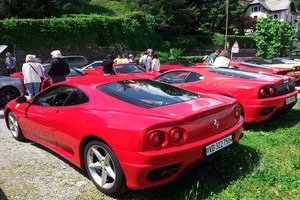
<box><xmin>246</xmin><ymin>0</ymin><xmax>300</xmax><ymax>36</ymax></box>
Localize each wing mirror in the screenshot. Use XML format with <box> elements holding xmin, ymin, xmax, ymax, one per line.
<box><xmin>15</xmin><ymin>96</ymin><xmax>28</xmax><ymax>104</ymax></box>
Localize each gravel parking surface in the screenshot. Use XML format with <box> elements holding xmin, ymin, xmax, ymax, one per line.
<box><xmin>0</xmin><ymin>108</ymin><xmax>115</xmax><ymax>200</ymax></box>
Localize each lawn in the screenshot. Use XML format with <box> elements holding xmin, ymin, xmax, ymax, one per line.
<box><xmin>77</xmin><ymin>101</ymin><xmax>300</xmax><ymax>200</ymax></box>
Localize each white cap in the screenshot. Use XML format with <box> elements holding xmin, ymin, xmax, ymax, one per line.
<box><xmin>51</xmin><ymin>50</ymin><xmax>62</xmax><ymax>58</ymax></box>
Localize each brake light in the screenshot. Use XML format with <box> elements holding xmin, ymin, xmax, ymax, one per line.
<box><xmin>259</xmin><ymin>88</ymin><xmax>266</xmax><ymax>97</ymax></box>
<box><xmin>234</xmin><ymin>106</ymin><xmax>242</xmax><ymax>119</ymax></box>
<box><xmin>294</xmin><ymin>66</ymin><xmax>300</xmax><ymax>71</ymax></box>
<box><xmin>169</xmin><ymin>128</ymin><xmax>184</xmax><ymax>143</ymax></box>
<box><xmin>148</xmin><ymin>131</ymin><xmax>165</xmax><ymax>147</ymax></box>
<box><xmin>269</xmin><ymin>87</ymin><xmax>275</xmax><ymax>96</ymax></box>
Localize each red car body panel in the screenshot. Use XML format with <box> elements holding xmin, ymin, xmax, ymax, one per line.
<box><xmin>155</xmin><ymin>68</ymin><xmax>298</xmax><ymax>122</ymax></box>
<box><xmin>4</xmin><ymin>75</ymin><xmax>244</xmax><ymax>191</ymax></box>
<box><xmin>230</xmin><ymin>61</ymin><xmax>295</xmax><ymax>81</ymax></box>
<box><xmin>83</xmin><ymin>63</ymin><xmax>160</xmax><ymax>78</ymax></box>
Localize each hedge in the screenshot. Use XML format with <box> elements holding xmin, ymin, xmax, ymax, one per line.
<box><xmin>0</xmin><ymin>13</ymin><xmax>257</xmax><ymax>52</ymax></box>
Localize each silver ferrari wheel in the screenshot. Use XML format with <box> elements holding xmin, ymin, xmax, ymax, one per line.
<box><xmin>84</xmin><ymin>141</ymin><xmax>125</xmax><ymax>196</ymax></box>
<box><xmin>8</xmin><ymin>111</ymin><xmax>24</xmax><ymax>141</ymax></box>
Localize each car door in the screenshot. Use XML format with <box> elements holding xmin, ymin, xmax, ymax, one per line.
<box><xmin>50</xmin><ymin>87</ymin><xmax>91</xmax><ymax>156</ymax></box>
<box><xmin>23</xmin><ymin>86</ymin><xmax>71</xmax><ymax>148</ymax></box>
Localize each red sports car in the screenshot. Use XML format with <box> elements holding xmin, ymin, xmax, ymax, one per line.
<box><xmin>4</xmin><ymin>75</ymin><xmax>244</xmax><ymax>196</ymax></box>
<box><xmin>229</xmin><ymin>61</ymin><xmax>295</xmax><ymax>81</ymax></box>
<box><xmin>10</xmin><ymin>67</ymin><xmax>86</xmax><ymax>92</ymax></box>
<box><xmin>159</xmin><ymin>60</ymin><xmax>200</xmax><ymax>72</ymax></box>
<box><xmin>155</xmin><ymin>67</ymin><xmax>298</xmax><ymax>123</ymax></box>
<box><xmin>83</xmin><ymin>63</ymin><xmax>160</xmax><ymax>78</ymax></box>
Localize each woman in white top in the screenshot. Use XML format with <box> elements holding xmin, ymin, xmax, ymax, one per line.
<box><xmin>213</xmin><ymin>50</ymin><xmax>230</xmax><ymax>67</ymax></box>
<box><xmin>151</xmin><ymin>55</ymin><xmax>161</xmax><ymax>72</ymax></box>
<box><xmin>22</xmin><ymin>54</ymin><xmax>45</xmax><ymax>98</ymax></box>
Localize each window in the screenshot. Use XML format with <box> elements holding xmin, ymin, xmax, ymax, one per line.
<box><xmin>274</xmin><ymin>14</ymin><xmax>278</xmax><ymax>19</ymax></box>
<box><xmin>186</xmin><ymin>72</ymin><xmax>203</xmax><ymax>82</ymax></box>
<box><xmin>32</xmin><ymin>85</ymin><xmax>88</xmax><ymax>107</ymax></box>
<box><xmin>99</xmin><ymin>79</ymin><xmax>199</xmax><ymax>108</ymax></box>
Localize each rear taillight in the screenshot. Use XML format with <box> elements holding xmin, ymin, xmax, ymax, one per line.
<box><xmin>294</xmin><ymin>66</ymin><xmax>300</xmax><ymax>71</ymax></box>
<box><xmin>148</xmin><ymin>131</ymin><xmax>165</xmax><ymax>147</ymax></box>
<box><xmin>269</xmin><ymin>88</ymin><xmax>275</xmax><ymax>96</ymax></box>
<box><xmin>259</xmin><ymin>88</ymin><xmax>266</xmax><ymax>97</ymax></box>
<box><xmin>258</xmin><ymin>87</ymin><xmax>275</xmax><ymax>98</ymax></box>
<box><xmin>234</xmin><ymin>106</ymin><xmax>241</xmax><ymax>119</ymax></box>
<box><xmin>169</xmin><ymin>128</ymin><xmax>184</xmax><ymax>143</ymax></box>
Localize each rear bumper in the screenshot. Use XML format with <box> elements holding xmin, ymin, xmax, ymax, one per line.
<box><xmin>240</xmin><ymin>90</ymin><xmax>298</xmax><ymax>122</ymax></box>
<box><xmin>115</xmin><ymin>116</ymin><xmax>244</xmax><ymax>190</ymax></box>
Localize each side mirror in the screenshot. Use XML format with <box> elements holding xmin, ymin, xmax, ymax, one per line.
<box><xmin>15</xmin><ymin>96</ymin><xmax>28</xmax><ymax>104</ymax></box>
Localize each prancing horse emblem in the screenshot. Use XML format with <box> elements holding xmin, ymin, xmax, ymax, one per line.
<box><xmin>214</xmin><ymin>119</ymin><xmax>219</xmax><ymax>129</ymax></box>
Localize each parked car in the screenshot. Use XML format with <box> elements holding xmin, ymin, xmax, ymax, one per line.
<box><xmin>242</xmin><ymin>58</ymin><xmax>300</xmax><ymax>82</ymax></box>
<box><xmin>10</xmin><ymin>67</ymin><xmax>86</xmax><ymax>92</ymax></box>
<box><xmin>83</xmin><ymin>63</ymin><xmax>160</xmax><ymax>78</ymax></box>
<box><xmin>42</xmin><ymin>55</ymin><xmax>88</xmax><ymax>69</ymax></box>
<box><xmin>0</xmin><ymin>76</ymin><xmax>25</xmax><ymax>107</ymax></box>
<box><xmin>229</xmin><ymin>61</ymin><xmax>295</xmax><ymax>81</ymax></box>
<box><xmin>155</xmin><ymin>67</ymin><xmax>298</xmax><ymax>123</ymax></box>
<box><xmin>159</xmin><ymin>60</ymin><xmax>199</xmax><ymax>72</ymax></box>
<box><xmin>4</xmin><ymin>75</ymin><xmax>244</xmax><ymax>196</ymax></box>
<box><xmin>77</xmin><ymin>60</ymin><xmax>103</xmax><ymax>71</ymax></box>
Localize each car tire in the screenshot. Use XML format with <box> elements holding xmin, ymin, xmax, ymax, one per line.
<box><xmin>84</xmin><ymin>140</ymin><xmax>126</xmax><ymax>196</ymax></box>
<box><xmin>0</xmin><ymin>86</ymin><xmax>20</xmax><ymax>107</ymax></box>
<box><xmin>7</xmin><ymin>111</ymin><xmax>25</xmax><ymax>141</ymax></box>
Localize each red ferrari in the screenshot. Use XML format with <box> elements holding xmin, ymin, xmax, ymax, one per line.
<box><xmin>159</xmin><ymin>60</ymin><xmax>200</xmax><ymax>72</ymax></box>
<box><xmin>155</xmin><ymin>67</ymin><xmax>298</xmax><ymax>123</ymax></box>
<box><xmin>83</xmin><ymin>63</ymin><xmax>160</xmax><ymax>78</ymax></box>
<box><xmin>230</xmin><ymin>61</ymin><xmax>295</xmax><ymax>81</ymax></box>
<box><xmin>4</xmin><ymin>75</ymin><xmax>244</xmax><ymax>196</ymax></box>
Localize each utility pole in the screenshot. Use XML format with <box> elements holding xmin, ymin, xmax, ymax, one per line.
<box><xmin>224</xmin><ymin>0</ymin><xmax>229</xmax><ymax>50</ymax></box>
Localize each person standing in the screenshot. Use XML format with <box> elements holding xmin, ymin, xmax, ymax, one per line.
<box><xmin>114</xmin><ymin>54</ymin><xmax>122</xmax><ymax>64</ymax></box>
<box><xmin>5</xmin><ymin>52</ymin><xmax>16</xmax><ymax>75</ymax></box>
<box><xmin>102</xmin><ymin>54</ymin><xmax>115</xmax><ymax>76</ymax></box>
<box><xmin>151</xmin><ymin>54</ymin><xmax>161</xmax><ymax>72</ymax></box>
<box><xmin>22</xmin><ymin>54</ymin><xmax>44</xmax><ymax>98</ymax></box>
<box><xmin>122</xmin><ymin>54</ymin><xmax>129</xmax><ymax>64</ymax></box>
<box><xmin>139</xmin><ymin>51</ymin><xmax>152</xmax><ymax>70</ymax></box>
<box><xmin>205</xmin><ymin>49</ymin><xmax>221</xmax><ymax>66</ymax></box>
<box><xmin>213</xmin><ymin>50</ymin><xmax>230</xmax><ymax>67</ymax></box>
<box><xmin>128</xmin><ymin>54</ymin><xmax>135</xmax><ymax>63</ymax></box>
<box><xmin>48</xmin><ymin>50</ymin><xmax>70</xmax><ymax>84</ymax></box>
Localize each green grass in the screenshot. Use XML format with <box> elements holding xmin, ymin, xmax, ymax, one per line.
<box><xmin>67</xmin><ymin>0</ymin><xmax>137</xmax><ymax>16</ymax></box>
<box><xmin>76</xmin><ymin>102</ymin><xmax>300</xmax><ymax>199</ymax></box>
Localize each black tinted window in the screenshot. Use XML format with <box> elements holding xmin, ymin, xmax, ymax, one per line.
<box><xmin>209</xmin><ymin>67</ymin><xmax>270</xmax><ymax>79</ymax></box>
<box><xmin>98</xmin><ymin>79</ymin><xmax>199</xmax><ymax>108</ymax></box>
<box><xmin>32</xmin><ymin>85</ymin><xmax>88</xmax><ymax>106</ymax></box>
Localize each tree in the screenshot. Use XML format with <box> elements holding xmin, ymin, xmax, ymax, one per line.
<box><xmin>130</xmin><ymin>0</ymin><xmax>200</xmax><ymax>34</ymax></box>
<box><xmin>0</xmin><ymin>0</ymin><xmax>74</xmax><ymax>19</ymax></box>
<box><xmin>192</xmin><ymin>0</ymin><xmax>246</xmax><ymax>35</ymax></box>
<box><xmin>255</xmin><ymin>15</ymin><xmax>297</xmax><ymax>58</ymax></box>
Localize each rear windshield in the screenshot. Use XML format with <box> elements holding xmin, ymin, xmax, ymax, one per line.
<box><xmin>209</xmin><ymin>67</ymin><xmax>270</xmax><ymax>79</ymax></box>
<box><xmin>98</xmin><ymin>79</ymin><xmax>200</xmax><ymax>108</ymax></box>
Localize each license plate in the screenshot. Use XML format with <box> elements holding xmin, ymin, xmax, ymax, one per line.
<box><xmin>206</xmin><ymin>135</ymin><xmax>233</xmax><ymax>156</ymax></box>
<box><xmin>285</xmin><ymin>96</ymin><xmax>296</xmax><ymax>105</ymax></box>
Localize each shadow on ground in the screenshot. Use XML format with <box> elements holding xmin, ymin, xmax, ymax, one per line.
<box><xmin>244</xmin><ymin>104</ymin><xmax>300</xmax><ymax>132</ymax></box>
<box><xmin>116</xmin><ymin>144</ymin><xmax>258</xmax><ymax>200</ymax></box>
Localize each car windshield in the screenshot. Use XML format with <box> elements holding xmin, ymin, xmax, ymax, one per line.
<box><xmin>114</xmin><ymin>64</ymin><xmax>145</xmax><ymax>73</ymax></box>
<box><xmin>98</xmin><ymin>79</ymin><xmax>200</xmax><ymax>108</ymax></box>
<box><xmin>209</xmin><ymin>67</ymin><xmax>270</xmax><ymax>79</ymax></box>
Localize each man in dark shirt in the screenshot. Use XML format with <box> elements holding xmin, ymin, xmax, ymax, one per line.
<box><xmin>48</xmin><ymin>50</ymin><xmax>70</xmax><ymax>83</ymax></box>
<box><xmin>102</xmin><ymin>54</ymin><xmax>115</xmax><ymax>76</ymax></box>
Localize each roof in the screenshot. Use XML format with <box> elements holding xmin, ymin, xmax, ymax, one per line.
<box><xmin>249</xmin><ymin>0</ymin><xmax>290</xmax><ymax>11</ymax></box>
<box><xmin>64</xmin><ymin>74</ymin><xmax>148</xmax><ymax>86</ymax></box>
